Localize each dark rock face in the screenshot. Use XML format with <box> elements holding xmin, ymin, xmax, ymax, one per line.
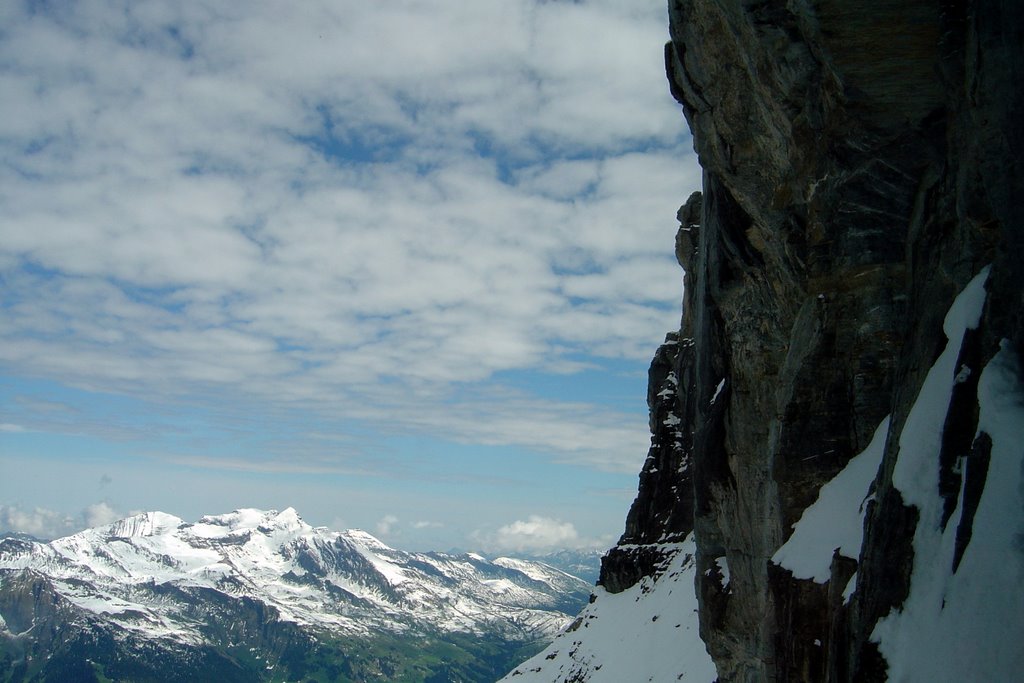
<box><xmin>600</xmin><ymin>1</ymin><xmax>1023</xmax><ymax>681</ymax></box>
<box><xmin>599</xmin><ymin>334</ymin><xmax>694</xmax><ymax>594</ymax></box>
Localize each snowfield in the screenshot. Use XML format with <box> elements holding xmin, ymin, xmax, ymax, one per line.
<box><xmin>501</xmin><ymin>534</ymin><xmax>716</xmax><ymax>683</ymax></box>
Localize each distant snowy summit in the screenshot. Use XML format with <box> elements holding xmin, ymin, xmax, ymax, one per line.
<box><xmin>0</xmin><ymin>508</ymin><xmax>593</xmax><ymax>682</ymax></box>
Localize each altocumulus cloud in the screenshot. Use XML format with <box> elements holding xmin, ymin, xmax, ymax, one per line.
<box><xmin>0</xmin><ymin>1</ymin><xmax>699</xmax><ymax>476</ymax></box>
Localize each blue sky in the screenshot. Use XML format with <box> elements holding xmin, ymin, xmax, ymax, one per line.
<box><xmin>0</xmin><ymin>0</ymin><xmax>700</xmax><ymax>554</ymax></box>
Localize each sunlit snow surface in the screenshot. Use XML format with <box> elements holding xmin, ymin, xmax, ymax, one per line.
<box><xmin>0</xmin><ymin>508</ymin><xmax>589</xmax><ymax>646</ymax></box>
<box><xmin>872</xmin><ymin>266</ymin><xmax>1024</xmax><ymax>681</ymax></box>
<box><xmin>501</xmin><ymin>534</ymin><xmax>716</xmax><ymax>683</ymax></box>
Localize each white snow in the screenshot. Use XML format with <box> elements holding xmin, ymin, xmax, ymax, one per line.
<box><xmin>771</xmin><ymin>416</ymin><xmax>890</xmax><ymax>582</ymax></box>
<box><xmin>500</xmin><ymin>535</ymin><xmax>717</xmax><ymax>683</ymax></box>
<box><xmin>954</xmin><ymin>364</ymin><xmax>972</xmax><ymax>384</ymax></box>
<box><xmin>341</xmin><ymin>532</ymin><xmax>408</xmax><ymax>586</ymax></box>
<box><xmin>107</xmin><ymin>511</ymin><xmax>184</xmax><ymax>538</ymax></box>
<box><xmin>710</xmin><ymin>378</ymin><xmax>726</xmax><ymax>405</ymax></box>
<box><xmin>657</xmin><ymin>371</ymin><xmax>678</xmax><ymax>399</ymax></box>
<box><xmin>494</xmin><ymin>557</ymin><xmax>564</xmax><ymax>583</ymax></box>
<box><xmin>715</xmin><ymin>555</ymin><xmax>730</xmax><ymax>589</ymax></box>
<box><xmin>873</xmin><ymin>339</ymin><xmax>1024</xmax><ymax>681</ymax></box>
<box><xmin>841</xmin><ymin>572</ymin><xmax>857</xmax><ymax>604</ymax></box>
<box><xmin>890</xmin><ymin>267</ymin><xmax>989</xmax><ymax>507</ymax></box>
<box><xmin>342</xmin><ymin>528</ymin><xmax>396</xmax><ymax>552</ymax></box>
<box><xmin>871</xmin><ymin>267</ymin><xmax>1024</xmax><ymax>680</ymax></box>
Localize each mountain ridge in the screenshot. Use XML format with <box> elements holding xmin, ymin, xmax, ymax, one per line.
<box><xmin>0</xmin><ymin>507</ymin><xmax>593</xmax><ymax>682</ymax></box>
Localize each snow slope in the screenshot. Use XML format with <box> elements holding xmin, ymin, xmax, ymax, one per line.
<box><xmin>501</xmin><ymin>534</ymin><xmax>716</xmax><ymax>683</ymax></box>
<box><xmin>871</xmin><ymin>269</ymin><xmax>1024</xmax><ymax>680</ymax></box>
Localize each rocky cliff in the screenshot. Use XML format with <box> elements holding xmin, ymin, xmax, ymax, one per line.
<box><xmin>508</xmin><ymin>1</ymin><xmax>1023</xmax><ymax>681</ymax></box>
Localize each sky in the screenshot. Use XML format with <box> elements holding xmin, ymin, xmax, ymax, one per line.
<box><xmin>0</xmin><ymin>0</ymin><xmax>701</xmax><ymax>554</ymax></box>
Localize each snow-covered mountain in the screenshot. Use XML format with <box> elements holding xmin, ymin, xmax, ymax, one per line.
<box><xmin>516</xmin><ymin>550</ymin><xmax>604</xmax><ymax>585</ymax></box>
<box><xmin>0</xmin><ymin>508</ymin><xmax>592</xmax><ymax>682</ymax></box>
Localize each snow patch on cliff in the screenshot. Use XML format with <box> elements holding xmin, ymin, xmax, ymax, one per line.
<box><xmin>772</xmin><ymin>416</ymin><xmax>889</xmax><ymax>582</ymax></box>
<box><xmin>889</xmin><ymin>267</ymin><xmax>989</xmax><ymax>507</ymax></box>
<box><xmin>872</xmin><ymin>267</ymin><xmax>1024</xmax><ymax>680</ymax></box>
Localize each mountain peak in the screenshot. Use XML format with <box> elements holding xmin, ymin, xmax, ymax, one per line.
<box><xmin>341</xmin><ymin>528</ymin><xmax>394</xmax><ymax>551</ymax></box>
<box><xmin>276</xmin><ymin>506</ymin><xmax>300</xmax><ymax>520</ymax></box>
<box><xmin>192</xmin><ymin>507</ymin><xmax>310</xmax><ymax>536</ymax></box>
<box><xmin>106</xmin><ymin>511</ymin><xmax>183</xmax><ymax>538</ymax></box>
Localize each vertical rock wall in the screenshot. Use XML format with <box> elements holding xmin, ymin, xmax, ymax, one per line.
<box><xmin>596</xmin><ymin>1</ymin><xmax>1023</xmax><ymax>681</ymax></box>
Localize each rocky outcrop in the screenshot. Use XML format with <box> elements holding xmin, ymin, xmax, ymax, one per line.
<box><xmin>588</xmin><ymin>1</ymin><xmax>1024</xmax><ymax>682</ymax></box>
<box><xmin>599</xmin><ymin>333</ymin><xmax>694</xmax><ymax>594</ymax></box>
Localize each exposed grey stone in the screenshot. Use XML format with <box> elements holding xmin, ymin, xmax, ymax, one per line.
<box><xmin>600</xmin><ymin>1</ymin><xmax>1024</xmax><ymax>681</ymax></box>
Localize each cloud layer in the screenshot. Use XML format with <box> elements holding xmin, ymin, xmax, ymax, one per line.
<box><xmin>0</xmin><ymin>2</ymin><xmax>698</xmax><ymax>483</ymax></box>
<box><xmin>0</xmin><ymin>502</ymin><xmax>124</xmax><ymax>539</ymax></box>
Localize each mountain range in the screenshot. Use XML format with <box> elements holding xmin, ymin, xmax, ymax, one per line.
<box><xmin>0</xmin><ymin>508</ymin><xmax>592</xmax><ymax>682</ymax></box>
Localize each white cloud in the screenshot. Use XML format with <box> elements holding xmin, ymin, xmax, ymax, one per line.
<box><xmin>412</xmin><ymin>520</ymin><xmax>443</xmax><ymax>530</ymax></box>
<box><xmin>0</xmin><ymin>0</ymin><xmax>699</xmax><ymax>473</ymax></box>
<box><xmin>82</xmin><ymin>502</ymin><xmax>122</xmax><ymax>529</ymax></box>
<box><xmin>376</xmin><ymin>514</ymin><xmax>399</xmax><ymax>537</ymax></box>
<box><xmin>392</xmin><ymin>392</ymin><xmax>651</xmax><ymax>474</ymax></box>
<box><xmin>475</xmin><ymin>515</ymin><xmax>606</xmax><ymax>554</ymax></box>
<box><xmin>0</xmin><ymin>502</ymin><xmax>124</xmax><ymax>539</ymax></box>
<box><xmin>0</xmin><ymin>505</ymin><xmax>75</xmax><ymax>539</ymax></box>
